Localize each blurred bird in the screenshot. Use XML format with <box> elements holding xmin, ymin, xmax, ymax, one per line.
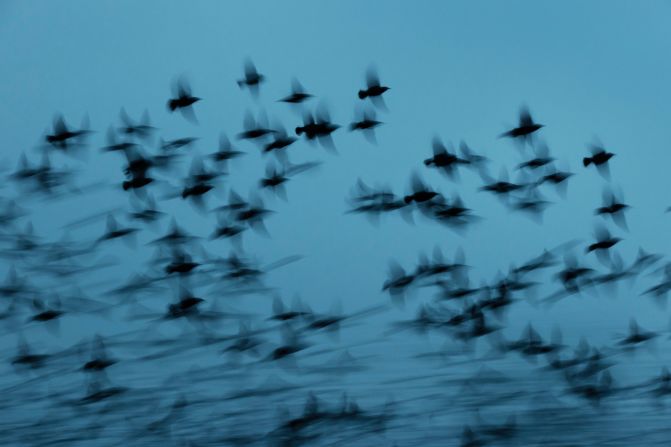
<box><xmin>424</xmin><ymin>136</ymin><xmax>470</xmax><ymax>179</ymax></box>
<box><xmin>499</xmin><ymin>106</ymin><xmax>543</xmax><ymax>140</ymax></box>
<box><xmin>237</xmin><ymin>111</ymin><xmax>277</xmax><ymax>141</ymax></box>
<box><xmin>118</xmin><ymin>108</ymin><xmax>156</xmax><ymax>141</ymax></box>
<box><xmin>595</xmin><ymin>186</ymin><xmax>630</xmax><ymax>230</ymax></box>
<box><xmin>237</xmin><ymin>59</ymin><xmax>265</xmax><ymax>97</ymax></box>
<box><xmin>358</xmin><ymin>66</ymin><xmax>390</xmax><ymax>108</ymax></box>
<box><xmin>295</xmin><ymin>104</ymin><xmax>340</xmax><ymax>151</ymax></box>
<box><xmin>349</xmin><ymin>107</ymin><xmax>383</xmax><ymax>143</ymax></box>
<box><xmin>45</xmin><ymin>114</ymin><xmax>92</xmax><ymax>153</ymax></box>
<box><xmin>279</xmin><ymin>78</ymin><xmax>313</xmax><ymax>104</ymax></box>
<box><xmin>583</xmin><ymin>142</ymin><xmax>615</xmax><ymax>178</ymax></box>
<box><xmin>167</xmin><ymin>76</ymin><xmax>201</xmax><ymax>123</ymax></box>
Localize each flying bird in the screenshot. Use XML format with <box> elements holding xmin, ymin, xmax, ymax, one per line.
<box><xmin>167</xmin><ymin>76</ymin><xmax>201</xmax><ymax>123</ymax></box>
<box><xmin>499</xmin><ymin>106</ymin><xmax>543</xmax><ymax>140</ymax></box>
<box><xmin>237</xmin><ymin>59</ymin><xmax>265</xmax><ymax>96</ymax></box>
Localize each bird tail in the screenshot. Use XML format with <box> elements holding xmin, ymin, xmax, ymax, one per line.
<box><xmin>583</xmin><ymin>157</ymin><xmax>592</xmax><ymax>167</ymax></box>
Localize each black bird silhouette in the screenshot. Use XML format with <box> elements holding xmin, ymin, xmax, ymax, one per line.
<box><xmin>566</xmin><ymin>370</ymin><xmax>615</xmax><ymax>406</ymax></box>
<box><xmin>499</xmin><ymin>106</ymin><xmax>543</xmax><ymax>140</ymax></box>
<box><xmin>295</xmin><ymin>104</ymin><xmax>340</xmax><ymax>151</ymax></box>
<box><xmin>260</xmin><ymin>162</ymin><xmax>290</xmax><ymax>198</ymax></box>
<box><xmin>553</xmin><ymin>252</ymin><xmax>595</xmax><ymax>294</ymax></box>
<box><xmin>537</xmin><ymin>163</ymin><xmax>574</xmax><ymax>197</ymax></box>
<box><xmin>504</xmin><ymin>324</ymin><xmax>563</xmax><ymax>358</ymax></box>
<box><xmin>237</xmin><ymin>59</ymin><xmax>265</xmax><ymax>97</ymax></box>
<box><xmin>28</xmin><ymin>297</ymin><xmax>64</xmax><ymax>330</ymax></box>
<box><xmin>263</xmin><ymin>123</ymin><xmax>297</xmax><ymax>156</ymax></box>
<box><xmin>100</xmin><ymin>126</ymin><xmax>137</xmax><ymax>153</ymax></box>
<box><xmin>349</xmin><ymin>107</ymin><xmax>383</xmax><ymax>143</ymax></box>
<box><xmin>517</xmin><ymin>141</ymin><xmax>554</xmax><ymax>170</ymax></box>
<box><xmin>382</xmin><ymin>260</ymin><xmax>416</xmax><ymax>305</ymax></box>
<box><xmin>269</xmin><ymin>295</ymin><xmax>311</xmax><ymax>322</ymax></box>
<box><xmin>209</xmin><ymin>214</ymin><xmax>246</xmax><ymax>249</ymax></box>
<box><xmin>509</xmin><ymin>189</ymin><xmax>552</xmax><ymax>223</ymax></box>
<box><xmin>150</xmin><ymin>218</ymin><xmax>199</xmax><ymax>247</ymax></box>
<box><xmin>233</xmin><ymin>193</ymin><xmax>274</xmax><ymax>235</ymax></box>
<box><xmin>164</xmin><ymin>249</ymin><xmax>200</xmax><ymax>276</ymax></box>
<box><xmin>118</xmin><ymin>108</ymin><xmax>156</xmax><ymax>140</ymax></box>
<box><xmin>587</xmin><ymin>226</ymin><xmax>622</xmax><ymax>253</ymax></box>
<box><xmin>179</xmin><ymin>156</ymin><xmax>220</xmax><ymax>211</ymax></box>
<box><xmin>209</xmin><ymin>133</ymin><xmax>244</xmax><ymax>173</ymax></box>
<box><xmin>0</xmin><ymin>199</ymin><xmax>26</xmax><ymax>229</ymax></box>
<box><xmin>596</xmin><ymin>186</ymin><xmax>630</xmax><ymax>230</ymax></box>
<box><xmin>617</xmin><ymin>319</ymin><xmax>657</xmax><ymax>348</ymax></box>
<box><xmin>160</xmin><ymin>136</ymin><xmax>198</xmax><ymax>151</ymax></box>
<box><xmin>11</xmin><ymin>336</ymin><xmax>50</xmax><ymax>369</ymax></box>
<box><xmin>10</xmin><ymin>152</ymin><xmax>74</xmax><ymax>195</ymax></box>
<box><xmin>237</xmin><ymin>111</ymin><xmax>277</xmax><ymax>141</ymax></box>
<box><xmin>214</xmin><ymin>188</ymin><xmax>250</xmax><ymax>213</ymax></box>
<box><xmin>415</xmin><ymin>246</ymin><xmax>467</xmax><ymax>281</ymax></box>
<box><xmin>127</xmin><ymin>194</ymin><xmax>165</xmax><ymax>224</ymax></box>
<box><xmin>9</xmin><ymin>153</ymin><xmax>43</xmax><ymax>183</ymax></box>
<box><xmin>513</xmin><ymin>249</ymin><xmax>558</xmax><ymax>276</ymax></box>
<box><xmin>279</xmin><ymin>78</ymin><xmax>313</xmax><ymax>104</ymax></box>
<box><xmin>586</xmin><ymin>225</ymin><xmax>621</xmax><ymax>263</ymax></box>
<box><xmin>642</xmin><ymin>263</ymin><xmax>671</xmax><ymax>306</ymax></box>
<box><xmin>45</xmin><ymin>114</ymin><xmax>92</xmax><ymax>153</ymax></box>
<box><xmin>165</xmin><ymin>287</ymin><xmax>205</xmax><ymax>319</ymax></box>
<box><xmin>430</xmin><ymin>194</ymin><xmax>480</xmax><ymax>229</ymax></box>
<box><xmin>167</xmin><ymin>76</ymin><xmax>201</xmax><ymax>123</ymax></box>
<box><xmin>224</xmin><ymin>322</ymin><xmax>264</xmax><ymax>357</ymax></box>
<box><xmin>121</xmin><ymin>147</ymin><xmax>157</xmax><ymax>192</ymax></box>
<box><xmin>583</xmin><ymin>142</ymin><xmax>615</xmax><ymax>178</ymax></box>
<box><xmin>346</xmin><ymin>179</ymin><xmax>406</xmax><ymax>223</ymax></box>
<box><xmin>358</xmin><ymin>66</ymin><xmax>390</xmax><ymax>108</ymax></box>
<box><xmin>404</xmin><ymin>172</ymin><xmax>441</xmax><ymax>204</ymax></box>
<box><xmin>82</xmin><ymin>334</ymin><xmax>117</xmax><ymax>373</ymax></box>
<box><xmin>479</xmin><ymin>167</ymin><xmax>526</xmax><ymax>198</ymax></box>
<box><xmin>269</xmin><ymin>324</ymin><xmax>308</xmax><ymax>362</ymax></box>
<box><xmin>424</xmin><ymin>136</ymin><xmax>471</xmax><ymax>179</ymax></box>
<box><xmin>264</xmin><ymin>160</ymin><xmax>320</xmax><ymax>200</ymax></box>
<box><xmin>95</xmin><ymin>214</ymin><xmax>139</xmax><ymax>247</ymax></box>
<box><xmin>77</xmin><ymin>378</ymin><xmax>128</xmax><ymax>405</ymax></box>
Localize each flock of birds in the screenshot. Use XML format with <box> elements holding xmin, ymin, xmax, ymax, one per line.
<box><xmin>2</xmin><ymin>59</ymin><xmax>671</xmax><ymax>446</ymax></box>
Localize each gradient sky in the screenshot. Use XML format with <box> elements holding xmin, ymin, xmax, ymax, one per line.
<box><xmin>2</xmin><ymin>0</ymin><xmax>671</xmax><ymax>365</ymax></box>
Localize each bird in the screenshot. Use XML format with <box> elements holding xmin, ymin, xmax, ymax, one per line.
<box><xmin>583</xmin><ymin>142</ymin><xmax>615</xmax><ymax>178</ymax></box>
<box><xmin>295</xmin><ymin>104</ymin><xmax>340</xmax><ymax>150</ymax></box>
<box><xmin>499</xmin><ymin>106</ymin><xmax>543</xmax><ymax>140</ymax></box>
<box><xmin>45</xmin><ymin>114</ymin><xmax>92</xmax><ymax>153</ymax></box>
<box><xmin>424</xmin><ymin>136</ymin><xmax>471</xmax><ymax>179</ymax></box>
<box><xmin>279</xmin><ymin>78</ymin><xmax>313</xmax><ymax>104</ymax></box>
<box><xmin>167</xmin><ymin>76</ymin><xmax>201</xmax><ymax>123</ymax></box>
<box><xmin>349</xmin><ymin>106</ymin><xmax>383</xmax><ymax>143</ymax></box>
<box><xmin>358</xmin><ymin>66</ymin><xmax>390</xmax><ymax>108</ymax></box>
<box><xmin>237</xmin><ymin>59</ymin><xmax>265</xmax><ymax>96</ymax></box>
